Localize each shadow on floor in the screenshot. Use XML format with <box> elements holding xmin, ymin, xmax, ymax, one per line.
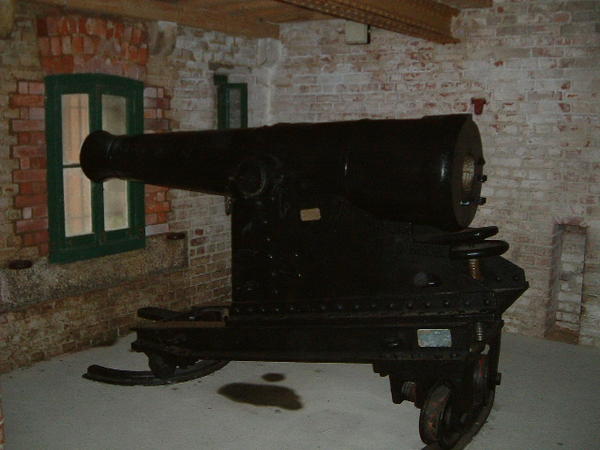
<box><xmin>218</xmin><ymin>383</ymin><xmax>303</xmax><ymax>410</ymax></box>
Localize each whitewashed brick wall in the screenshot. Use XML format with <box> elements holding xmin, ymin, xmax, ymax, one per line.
<box><xmin>269</xmin><ymin>0</ymin><xmax>600</xmax><ymax>345</ymax></box>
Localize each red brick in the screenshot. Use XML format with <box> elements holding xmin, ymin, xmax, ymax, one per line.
<box><xmin>132</xmin><ymin>27</ymin><xmax>143</xmax><ymax>45</ymax></box>
<box><xmin>83</xmin><ymin>36</ymin><xmax>94</xmax><ymax>54</ymax></box>
<box><xmin>18</xmin><ymin>131</ymin><xmax>46</xmax><ymax>145</ymax></box>
<box><xmin>138</xmin><ymin>47</ymin><xmax>149</xmax><ymax>65</ymax></box>
<box><xmin>123</xmin><ymin>25</ymin><xmax>132</xmax><ymax>42</ymax></box>
<box><xmin>46</xmin><ymin>16</ymin><xmax>59</xmax><ymax>36</ymax></box>
<box><xmin>23</xmin><ymin>232</ymin><xmax>37</xmax><ymax>246</ymax></box>
<box><xmin>62</xmin><ymin>36</ymin><xmax>72</xmax><ymax>55</ymax></box>
<box><xmin>156</xmin><ymin>212</ymin><xmax>169</xmax><ymax>223</ymax></box>
<box><xmin>38</xmin><ymin>37</ymin><xmax>50</xmax><ymax>56</ymax></box>
<box><xmin>128</xmin><ymin>46</ymin><xmax>139</xmax><ymax>62</ymax></box>
<box><xmin>553</xmin><ymin>12</ymin><xmax>570</xmax><ymax>23</ymax></box>
<box><xmin>12</xmin><ymin>145</ymin><xmax>45</xmax><ymax>158</ymax></box>
<box><xmin>50</xmin><ymin>36</ymin><xmax>62</xmax><ymax>56</ymax></box>
<box><xmin>13</xmin><ymin>169</ymin><xmax>46</xmax><ymax>183</ymax></box>
<box><xmin>41</xmin><ymin>55</ymin><xmax>74</xmax><ymax>74</ymax></box>
<box><xmin>19</xmin><ymin>181</ymin><xmax>47</xmax><ymax>195</ymax></box>
<box><xmin>30</xmin><ymin>157</ymin><xmax>47</xmax><ymax>169</ymax></box>
<box><xmin>68</xmin><ymin>17</ymin><xmax>78</xmax><ymax>34</ymax></box>
<box><xmin>145</xmin><ymin>184</ymin><xmax>167</xmax><ymax>193</ymax></box>
<box><xmin>148</xmin><ymin>203</ymin><xmax>170</xmax><ymax>214</ymax></box>
<box><xmin>29</xmin><ymin>107</ymin><xmax>45</xmax><ymax>120</ymax></box>
<box><xmin>72</xmin><ymin>35</ymin><xmax>84</xmax><ymax>54</ymax></box>
<box><xmin>16</xmin><ymin>218</ymin><xmax>48</xmax><ymax>233</ymax></box>
<box><xmin>114</xmin><ymin>22</ymin><xmax>124</xmax><ymax>39</ymax></box>
<box><xmin>12</xmin><ymin>119</ymin><xmax>45</xmax><ymax>132</ymax></box>
<box><xmin>15</xmin><ymin>194</ymin><xmax>47</xmax><ymax>208</ymax></box>
<box><xmin>37</xmin><ymin>18</ymin><xmax>49</xmax><ymax>37</ymax></box>
<box><xmin>91</xmin><ymin>19</ymin><xmax>107</xmax><ymax>37</ymax></box>
<box><xmin>146</xmin><ymin>213</ymin><xmax>158</xmax><ymax>225</ymax></box>
<box><xmin>156</xmin><ymin>97</ymin><xmax>170</xmax><ymax>109</ymax></box>
<box><xmin>10</xmin><ymin>94</ymin><xmax>44</xmax><ymax>108</ymax></box>
<box><xmin>106</xmin><ymin>22</ymin><xmax>115</xmax><ymax>39</ymax></box>
<box><xmin>32</xmin><ymin>204</ymin><xmax>49</xmax><ymax>218</ymax></box>
<box><xmin>57</xmin><ymin>17</ymin><xmax>72</xmax><ymax>36</ymax></box>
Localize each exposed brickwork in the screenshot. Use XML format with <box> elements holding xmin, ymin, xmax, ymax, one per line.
<box><xmin>36</xmin><ymin>15</ymin><xmax>148</xmax><ymax>79</ymax></box>
<box><xmin>1</xmin><ymin>0</ymin><xmax>599</xmax><ymax>397</ymax></box>
<box><xmin>10</xmin><ymin>81</ymin><xmax>48</xmax><ymax>257</ymax></box>
<box><xmin>0</xmin><ymin>2</ymin><xmax>269</xmax><ymax>383</ymax></box>
<box><xmin>149</xmin><ymin>27</ymin><xmax>272</xmax><ymax>305</ymax></box>
<box><xmin>4</xmin><ymin>7</ymin><xmax>173</xmax><ymax>260</ymax></box>
<box><xmin>143</xmin><ymin>85</ymin><xmax>172</xmax><ymax>236</ymax></box>
<box><xmin>271</xmin><ymin>0</ymin><xmax>600</xmax><ymax>344</ymax></box>
<box><xmin>0</xmin><ymin>5</ymin><xmax>43</xmax><ymax>265</ymax></box>
<box><xmin>0</xmin><ymin>266</ymin><xmax>191</xmax><ymax>374</ymax></box>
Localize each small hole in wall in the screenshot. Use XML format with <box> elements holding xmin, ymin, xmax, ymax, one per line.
<box><xmin>8</xmin><ymin>259</ymin><xmax>33</xmax><ymax>270</ymax></box>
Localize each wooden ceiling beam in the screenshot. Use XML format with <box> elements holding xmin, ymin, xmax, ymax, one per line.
<box><xmin>276</xmin><ymin>0</ymin><xmax>460</xmax><ymax>43</ymax></box>
<box><xmin>441</xmin><ymin>0</ymin><xmax>492</xmax><ymax>8</ymax></box>
<box><xmin>186</xmin><ymin>0</ymin><xmax>330</xmax><ymax>22</ymax></box>
<box><xmin>32</xmin><ymin>0</ymin><xmax>280</xmax><ymax>39</ymax></box>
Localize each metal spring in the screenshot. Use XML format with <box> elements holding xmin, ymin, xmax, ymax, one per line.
<box><xmin>468</xmin><ymin>258</ymin><xmax>483</xmax><ymax>280</ymax></box>
<box><xmin>475</xmin><ymin>322</ymin><xmax>485</xmax><ymax>342</ymax></box>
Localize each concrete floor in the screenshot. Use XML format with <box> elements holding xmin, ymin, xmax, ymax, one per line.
<box><xmin>1</xmin><ymin>333</ymin><xmax>599</xmax><ymax>450</ymax></box>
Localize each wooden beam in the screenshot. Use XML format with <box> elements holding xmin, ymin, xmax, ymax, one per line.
<box><xmin>276</xmin><ymin>0</ymin><xmax>459</xmax><ymax>43</ymax></box>
<box><xmin>441</xmin><ymin>0</ymin><xmax>492</xmax><ymax>8</ymax></box>
<box><xmin>0</xmin><ymin>0</ymin><xmax>16</xmax><ymax>39</ymax></box>
<box><xmin>31</xmin><ymin>0</ymin><xmax>280</xmax><ymax>39</ymax></box>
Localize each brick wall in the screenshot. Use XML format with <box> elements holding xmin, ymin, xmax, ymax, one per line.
<box><xmin>271</xmin><ymin>0</ymin><xmax>600</xmax><ymax>345</ymax></box>
<box><xmin>4</xmin><ymin>9</ymin><xmax>172</xmax><ymax>261</ymax></box>
<box><xmin>0</xmin><ymin>1</ymin><xmax>272</xmax><ymax>378</ymax></box>
<box><xmin>146</xmin><ymin>26</ymin><xmax>273</xmax><ymax>305</ymax></box>
<box><xmin>1</xmin><ymin>0</ymin><xmax>599</xmax><ymax>389</ymax></box>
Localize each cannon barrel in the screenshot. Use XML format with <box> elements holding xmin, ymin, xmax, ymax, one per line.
<box><xmin>81</xmin><ymin>114</ymin><xmax>484</xmax><ymax>230</ymax></box>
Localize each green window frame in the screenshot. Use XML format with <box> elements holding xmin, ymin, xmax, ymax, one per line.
<box><xmin>214</xmin><ymin>74</ymin><xmax>248</xmax><ymax>130</ymax></box>
<box><xmin>45</xmin><ymin>73</ymin><xmax>145</xmax><ymax>263</ymax></box>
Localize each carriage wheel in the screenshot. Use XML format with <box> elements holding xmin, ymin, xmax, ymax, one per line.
<box><xmin>472</xmin><ymin>354</ymin><xmax>491</xmax><ymax>408</ymax></box>
<box><xmin>419</xmin><ymin>384</ymin><xmax>461</xmax><ymax>449</ymax></box>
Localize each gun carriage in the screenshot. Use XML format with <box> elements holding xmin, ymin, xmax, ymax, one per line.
<box><xmin>81</xmin><ymin>114</ymin><xmax>527</xmax><ymax>449</ymax></box>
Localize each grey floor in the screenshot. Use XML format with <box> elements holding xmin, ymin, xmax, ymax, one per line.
<box><xmin>1</xmin><ymin>333</ymin><xmax>599</xmax><ymax>450</ymax></box>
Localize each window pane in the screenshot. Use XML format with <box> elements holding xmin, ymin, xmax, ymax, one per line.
<box><xmin>228</xmin><ymin>87</ymin><xmax>242</xmax><ymax>129</ymax></box>
<box><xmin>104</xmin><ymin>178</ymin><xmax>129</xmax><ymax>231</ymax></box>
<box><xmin>61</xmin><ymin>94</ymin><xmax>89</xmax><ymax>165</ymax></box>
<box><xmin>102</xmin><ymin>95</ymin><xmax>127</xmax><ymax>135</ymax></box>
<box><xmin>102</xmin><ymin>95</ymin><xmax>129</xmax><ymax>231</ymax></box>
<box><xmin>63</xmin><ymin>167</ymin><xmax>92</xmax><ymax>237</ymax></box>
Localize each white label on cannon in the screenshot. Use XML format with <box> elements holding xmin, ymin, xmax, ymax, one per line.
<box><xmin>417</xmin><ymin>329</ymin><xmax>452</xmax><ymax>348</ymax></box>
<box><xmin>300</xmin><ymin>208</ymin><xmax>321</xmax><ymax>222</ymax></box>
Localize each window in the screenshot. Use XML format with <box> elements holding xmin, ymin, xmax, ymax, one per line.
<box><xmin>214</xmin><ymin>74</ymin><xmax>248</xmax><ymax>130</ymax></box>
<box><xmin>45</xmin><ymin>74</ymin><xmax>145</xmax><ymax>263</ymax></box>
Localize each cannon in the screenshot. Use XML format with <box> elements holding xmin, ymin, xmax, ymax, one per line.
<box><xmin>81</xmin><ymin>114</ymin><xmax>527</xmax><ymax>449</ymax></box>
